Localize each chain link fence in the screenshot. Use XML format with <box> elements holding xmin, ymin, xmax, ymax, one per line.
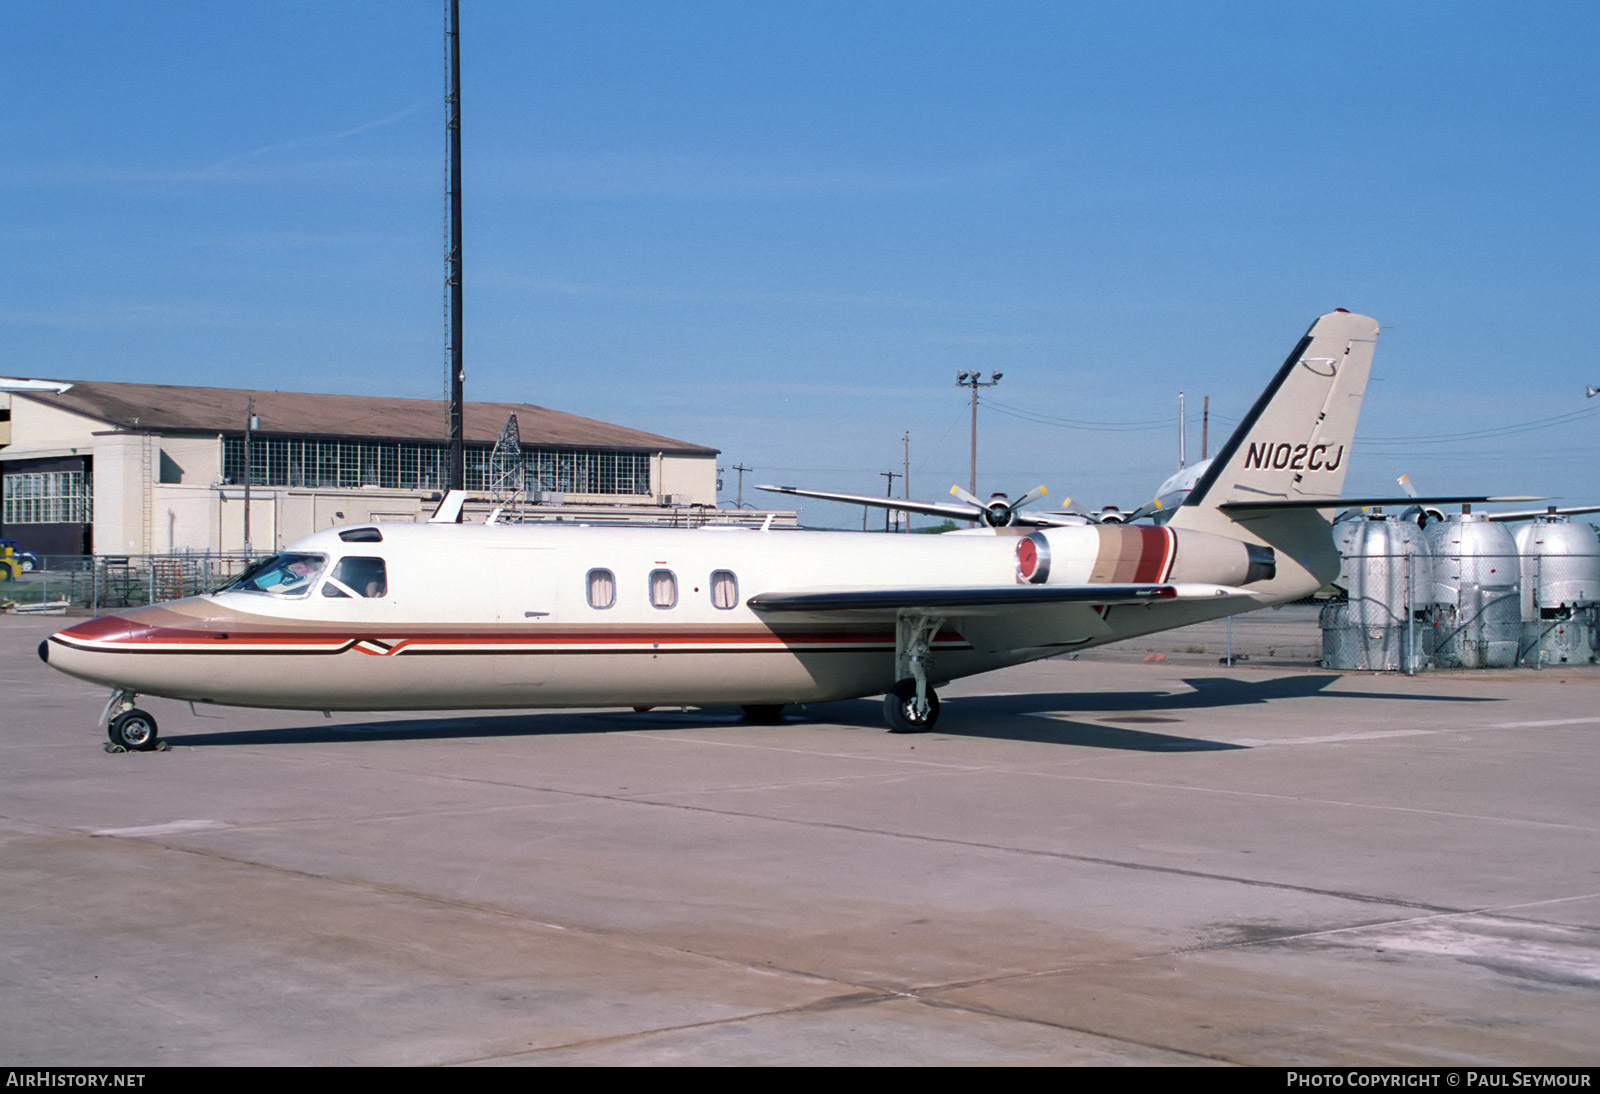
<box><xmin>0</xmin><ymin>554</ymin><xmax>255</xmax><ymax>613</ymax></box>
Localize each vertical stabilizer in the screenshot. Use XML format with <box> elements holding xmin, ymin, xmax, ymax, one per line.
<box><xmin>1170</xmin><ymin>310</ymin><xmax>1379</xmax><ymax>599</ymax></box>
<box><xmin>1182</xmin><ymin>310</ymin><xmax>1378</xmax><ymax>510</ymax></box>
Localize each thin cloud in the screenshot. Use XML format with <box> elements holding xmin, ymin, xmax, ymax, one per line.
<box><xmin>490</xmin><ymin>151</ymin><xmax>1030</xmax><ymax>200</ymax></box>
<box><xmin>200</xmin><ymin>102</ymin><xmax>427</xmax><ymax>176</ymax></box>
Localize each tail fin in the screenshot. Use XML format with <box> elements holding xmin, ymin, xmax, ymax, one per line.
<box><xmin>1169</xmin><ymin>310</ymin><xmax>1378</xmax><ymax>598</ymax></box>
<box><xmin>1181</xmin><ymin>310</ymin><xmax>1378</xmax><ymax>511</ymax></box>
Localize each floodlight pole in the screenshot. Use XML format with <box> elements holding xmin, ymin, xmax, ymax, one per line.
<box><xmin>445</xmin><ymin>0</ymin><xmax>465</xmax><ymax>502</ymax></box>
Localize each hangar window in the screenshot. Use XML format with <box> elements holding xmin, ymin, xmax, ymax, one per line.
<box><xmin>2</xmin><ymin>470</ymin><xmax>92</xmax><ymax>524</ymax></box>
<box><xmin>587</xmin><ymin>568</ymin><xmax>616</xmax><ymax>609</ymax></box>
<box><xmin>649</xmin><ymin>568</ymin><xmax>677</xmax><ymax>609</ymax></box>
<box><xmin>321</xmin><ymin>557</ymin><xmax>388</xmax><ymax>599</ymax></box>
<box><xmin>223</xmin><ymin>436</ymin><xmax>653</xmax><ymax>496</ymax></box>
<box><xmin>711</xmin><ymin>570</ymin><xmax>738</xmax><ymax>610</ymax></box>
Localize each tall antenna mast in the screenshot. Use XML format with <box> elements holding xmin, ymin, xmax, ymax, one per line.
<box><xmin>489</xmin><ymin>413</ymin><xmax>525</xmax><ymax>516</ymax></box>
<box><xmin>445</xmin><ymin>0</ymin><xmax>465</xmax><ymax>497</ymax></box>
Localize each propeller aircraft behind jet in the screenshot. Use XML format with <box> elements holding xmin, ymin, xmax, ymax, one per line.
<box><xmin>43</xmin><ymin>309</ymin><xmax>1454</xmax><ymax>751</ymax></box>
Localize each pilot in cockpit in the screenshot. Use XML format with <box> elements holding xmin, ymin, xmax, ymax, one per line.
<box><xmin>321</xmin><ymin>556</ymin><xmax>387</xmax><ymax>599</ymax></box>
<box><xmin>243</xmin><ymin>554</ymin><xmax>324</xmax><ymax>595</ymax></box>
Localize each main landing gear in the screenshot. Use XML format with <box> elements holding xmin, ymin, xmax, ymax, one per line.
<box><xmin>102</xmin><ymin>688</ymin><xmax>163</xmax><ymax>752</ymax></box>
<box><xmin>884</xmin><ymin>612</ymin><xmax>944</xmax><ymax>733</ymax></box>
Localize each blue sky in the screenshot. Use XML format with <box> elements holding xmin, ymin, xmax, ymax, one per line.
<box><xmin>5</xmin><ymin>1</ymin><xmax>1597</xmax><ymax>527</ymax></box>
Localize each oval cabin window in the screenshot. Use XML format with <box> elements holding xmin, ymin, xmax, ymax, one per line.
<box><xmin>649</xmin><ymin>568</ymin><xmax>677</xmax><ymax>609</ymax></box>
<box><xmin>586</xmin><ymin>568</ymin><xmax>616</xmax><ymax>610</ymax></box>
<box><xmin>711</xmin><ymin>570</ymin><xmax>738</xmax><ymax>610</ymax></box>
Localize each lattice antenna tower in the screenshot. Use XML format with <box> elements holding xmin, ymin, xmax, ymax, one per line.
<box><xmin>488</xmin><ymin>413</ymin><xmax>526</xmax><ymax>515</ymax></box>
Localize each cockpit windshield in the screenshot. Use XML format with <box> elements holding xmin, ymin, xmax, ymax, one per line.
<box><xmin>221</xmin><ymin>553</ymin><xmax>327</xmax><ymax>598</ymax></box>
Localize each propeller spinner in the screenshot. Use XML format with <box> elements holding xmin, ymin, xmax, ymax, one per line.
<box><xmin>949</xmin><ymin>484</ymin><xmax>1048</xmax><ymax>527</ymax></box>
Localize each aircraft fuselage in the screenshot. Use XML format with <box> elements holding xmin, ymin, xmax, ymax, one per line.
<box><xmin>42</xmin><ymin>520</ymin><xmax>1294</xmax><ymax>713</ymax></box>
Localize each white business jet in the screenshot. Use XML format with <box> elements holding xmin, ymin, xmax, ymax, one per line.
<box><xmin>44</xmin><ymin>309</ymin><xmax>1471</xmax><ymax>751</ymax></box>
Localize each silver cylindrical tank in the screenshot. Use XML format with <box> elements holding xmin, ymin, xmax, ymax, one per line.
<box><xmin>1322</xmin><ymin>514</ymin><xmax>1435</xmax><ymax>671</ymax></box>
<box><xmin>1423</xmin><ymin>513</ymin><xmax>1521</xmax><ymax>668</ymax></box>
<box><xmin>1514</xmin><ymin>517</ymin><xmax>1600</xmax><ymax>665</ymax></box>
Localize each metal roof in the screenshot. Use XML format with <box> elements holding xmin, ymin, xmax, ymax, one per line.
<box><xmin>8</xmin><ymin>378</ymin><xmax>718</xmax><ymax>456</ymax></box>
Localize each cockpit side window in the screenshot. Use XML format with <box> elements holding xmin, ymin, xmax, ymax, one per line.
<box><xmin>321</xmin><ymin>556</ymin><xmax>388</xmax><ymax>599</ymax></box>
<box><xmin>223</xmin><ymin>553</ymin><xmax>326</xmax><ymax>599</ymax></box>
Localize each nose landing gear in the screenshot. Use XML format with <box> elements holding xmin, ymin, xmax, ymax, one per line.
<box><xmin>103</xmin><ymin>689</ymin><xmax>164</xmax><ymax>752</ymax></box>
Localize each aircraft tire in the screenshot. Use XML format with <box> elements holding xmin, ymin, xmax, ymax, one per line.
<box><xmin>108</xmin><ymin>709</ymin><xmax>159</xmax><ymax>752</ymax></box>
<box><xmin>741</xmin><ymin>704</ymin><xmax>785</xmax><ymax>724</ymax></box>
<box><xmin>883</xmin><ymin>680</ymin><xmax>939</xmax><ymax>733</ymax></box>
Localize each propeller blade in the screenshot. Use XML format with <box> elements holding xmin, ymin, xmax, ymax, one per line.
<box><xmin>1010</xmin><ymin>485</ymin><xmax>1049</xmax><ymax>511</ymax></box>
<box><xmin>948</xmin><ymin>484</ymin><xmax>985</xmax><ymax>509</ymax></box>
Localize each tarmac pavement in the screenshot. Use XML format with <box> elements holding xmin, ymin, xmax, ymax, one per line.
<box><xmin>2</xmin><ymin>611</ymin><xmax>1596</xmax><ymax>1066</ymax></box>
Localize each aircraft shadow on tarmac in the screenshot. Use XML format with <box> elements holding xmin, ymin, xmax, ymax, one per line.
<box><xmin>920</xmin><ymin>674</ymin><xmax>1501</xmax><ymax>751</ymax></box>
<box><xmin>163</xmin><ymin>673</ymin><xmax>1500</xmax><ymax>754</ymax></box>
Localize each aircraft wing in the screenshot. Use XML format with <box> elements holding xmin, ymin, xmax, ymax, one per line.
<box><xmin>756</xmin><ymin>484</ymin><xmax>1089</xmax><ymax>527</ymax></box>
<box><xmin>754</xmin><ymin>484</ymin><xmax>992</xmax><ymax>524</ymax></box>
<box><xmin>748</xmin><ymin>582</ymin><xmax>1253</xmax><ymax>617</ymax></box>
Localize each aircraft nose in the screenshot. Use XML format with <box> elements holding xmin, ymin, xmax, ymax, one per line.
<box><xmin>54</xmin><ymin>615</ymin><xmax>146</xmax><ymax>646</ymax></box>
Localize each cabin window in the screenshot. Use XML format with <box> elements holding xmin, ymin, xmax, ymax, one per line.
<box><xmin>586</xmin><ymin>568</ymin><xmax>616</xmax><ymax>609</ymax></box>
<box><xmin>649</xmin><ymin>568</ymin><xmax>677</xmax><ymax>609</ymax></box>
<box><xmin>321</xmin><ymin>556</ymin><xmax>388</xmax><ymax>598</ymax></box>
<box><xmin>222</xmin><ymin>553</ymin><xmax>326</xmax><ymax>599</ymax></box>
<box><xmin>711</xmin><ymin>570</ymin><xmax>738</xmax><ymax>610</ymax></box>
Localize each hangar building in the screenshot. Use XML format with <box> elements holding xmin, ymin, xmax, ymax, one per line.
<box><xmin>0</xmin><ymin>378</ymin><xmax>726</xmax><ymax>557</ymax></box>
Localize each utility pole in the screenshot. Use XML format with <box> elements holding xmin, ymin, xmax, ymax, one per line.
<box><xmin>880</xmin><ymin>470</ymin><xmax>901</xmax><ymax>532</ymax></box>
<box><xmin>731</xmin><ymin>462</ymin><xmax>752</xmax><ymax>506</ymax></box>
<box><xmin>1202</xmin><ymin>395</ymin><xmax>1209</xmax><ymax>459</ymax></box>
<box><xmin>902</xmin><ymin>431</ymin><xmax>910</xmax><ymax>532</ymax></box>
<box><xmin>1178</xmin><ymin>391</ymin><xmax>1186</xmax><ymax>469</ymax></box>
<box><xmin>242</xmin><ymin>396</ymin><xmax>257</xmax><ymax>557</ymax></box>
<box><xmin>956</xmin><ymin>371</ymin><xmax>1002</xmax><ymax>497</ymax></box>
<box><xmin>445</xmin><ymin>0</ymin><xmax>465</xmax><ymax>504</ymax></box>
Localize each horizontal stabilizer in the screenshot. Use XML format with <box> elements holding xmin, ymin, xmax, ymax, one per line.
<box><xmin>1483</xmin><ymin>503</ymin><xmax>1600</xmax><ymax>522</ymax></box>
<box><xmin>1221</xmin><ymin>494</ymin><xmax>1545</xmax><ymax>512</ymax></box>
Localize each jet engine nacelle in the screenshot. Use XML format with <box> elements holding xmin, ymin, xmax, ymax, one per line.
<box><xmin>1014</xmin><ymin>526</ymin><xmax>1276</xmax><ymax>588</ymax></box>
